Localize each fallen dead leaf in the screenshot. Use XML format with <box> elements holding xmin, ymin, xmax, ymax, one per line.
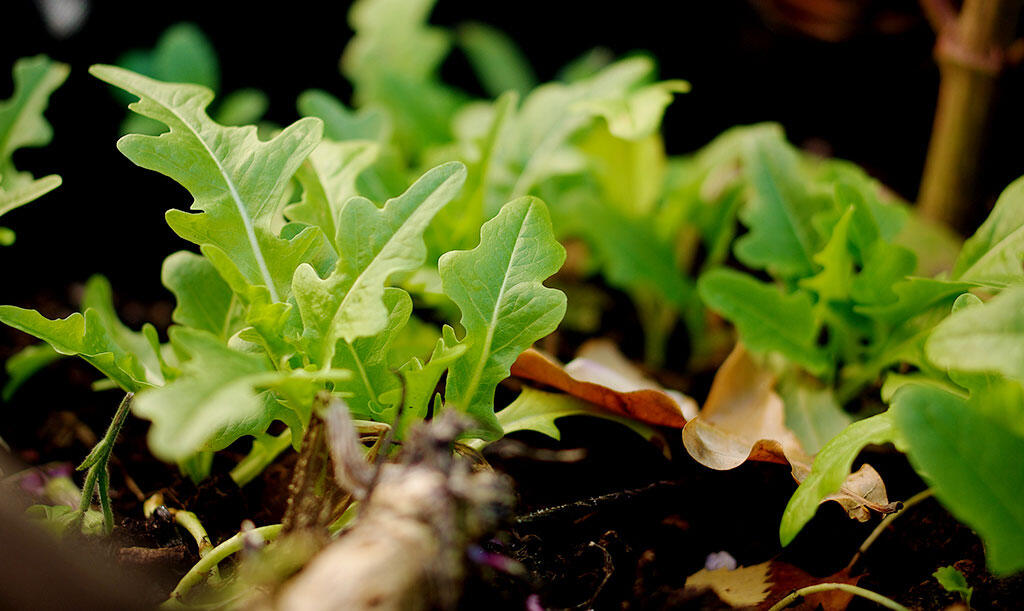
<box><xmin>764</xmin><ymin>562</ymin><xmax>861</xmax><ymax>610</ymax></box>
<box><xmin>510</xmin><ymin>339</ymin><xmax>697</xmax><ymax>427</ymax></box>
<box><xmin>683</xmin><ymin>344</ymin><xmax>897</xmax><ymax>521</ymax></box>
<box><xmin>683</xmin><ymin>559</ymin><xmax>861</xmax><ymax>610</ymax></box>
<box><xmin>685</xmin><ymin>562</ymin><xmax>771</xmax><ymax>607</ymax></box>
<box><xmin>511</xmin><ymin>340</ymin><xmax>895</xmax><ymax>521</ymax></box>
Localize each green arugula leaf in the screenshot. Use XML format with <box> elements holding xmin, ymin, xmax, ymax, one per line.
<box><xmin>2</xmin><ymin>342</ymin><xmax>61</xmax><ymax>400</ymax></box>
<box><xmin>132</xmin><ymin>327</ymin><xmax>341</xmax><ymax>462</ymax></box>
<box><xmin>0</xmin><ymin>276</ymin><xmax>166</xmax><ymax>397</ymax></box>
<box><xmin>440</xmin><ymin>196</ymin><xmax>567</xmax><ymax>438</ymax></box>
<box><xmin>115</xmin><ymin>23</ymin><xmax>269</xmax><ymax>136</ymax></box>
<box><xmin>0</xmin><ymin>306</ymin><xmax>152</xmax><ymax>392</ymax></box>
<box><xmin>162</xmin><ymin>251</ymin><xmax>238</xmax><ymax>340</ymax></box>
<box><xmin>496</xmin><ymin>386</ymin><xmax>660</xmax><ymax>444</ymax></box>
<box><xmin>849</xmin><ymin>240</ymin><xmax>917</xmax><ymax>306</ymax></box>
<box><xmin>389</xmin><ymin>324</ymin><xmax>466</xmax><ymax>436</ymax></box>
<box><xmin>855</xmin><ymin>277</ymin><xmax>976</xmax><ymax>329</ymax></box>
<box><xmin>579</xmin><ymin>123</ymin><xmax>667</xmax><ymax>218</ymax></box>
<box><xmin>293</xmin><ymin>161</ymin><xmax>466</xmax><ymax>366</ymax></box>
<box><xmin>954</xmin><ymin>175</ymin><xmax>1024</xmax><ymax>287</ymax></box>
<box><xmin>779</xmin><ymin>378</ymin><xmax>851</xmax><ymax>455</ymax></box>
<box><xmin>213</xmin><ymin>89</ymin><xmax>268</xmax><ymax>127</ymax></box>
<box><xmin>800</xmin><ymin>205</ymin><xmax>854</xmax><ymax>307</ymax></box>
<box><xmin>817</xmin><ymin>162</ymin><xmax>907</xmax><ymax>245</ymax></box>
<box><xmin>458</xmin><ymin>22</ymin><xmax>537</xmax><ymax>98</ymax></box>
<box><xmin>580</xmin><ymin>78</ymin><xmax>689</xmax><ymax>141</ymax></box>
<box><xmin>698</xmin><ymin>268</ymin><xmax>829</xmax><ymax>374</ymax></box>
<box><xmin>891</xmin><ymin>384</ymin><xmax>1024</xmax><ymax>575</ymax></box>
<box><xmin>342</xmin><ymin>0</ymin><xmax>462</xmax><ymax>152</ymax></box>
<box><xmin>297</xmin><ymin>89</ymin><xmax>390</xmax><ymax>142</ymax></box>
<box><xmin>287</xmin><ymin>139</ymin><xmax>378</xmax><ymax>245</ymax></box>
<box><xmin>926</xmin><ymin>288</ymin><xmax>1024</xmax><ymax>384</ymax></box>
<box><xmin>90</xmin><ymin>64</ymin><xmax>327</xmax><ymax>303</ymax></box>
<box><xmin>331</xmin><ymin>288</ymin><xmax>410</xmax><ymax>419</ymax></box>
<box><xmin>80</xmin><ymin>276</ymin><xmax>165</xmax><ymax>386</ymax></box>
<box><xmin>933</xmin><ymin>566</ymin><xmax>972</xmax><ymax>605</ymax></box>
<box><xmin>880</xmin><ymin>372</ymin><xmax>964</xmax><ymax>402</ymax></box>
<box><xmin>734</xmin><ymin>127</ymin><xmax>831</xmax><ymax>279</ymax></box>
<box><xmin>779</xmin><ymin>411</ymin><xmax>898</xmax><ymax>545</ymax></box>
<box><xmin>0</xmin><ymin>56</ymin><xmax>68</xmax><ymax>242</ymax></box>
<box><xmin>117</xmin><ymin>23</ymin><xmax>219</xmax><ymax>95</ymax></box>
<box><xmin>575</xmin><ymin>198</ymin><xmax>696</xmax><ymax>366</ymax></box>
<box><xmin>583</xmin><ymin>201</ymin><xmax>694</xmax><ymax>310</ymax></box>
<box><xmin>428</xmin><ymin>91</ymin><xmax>517</xmax><ymax>256</ymax></box>
<box><xmin>509</xmin><ymin>57</ymin><xmax>656</xmax><ymax>197</ymax></box>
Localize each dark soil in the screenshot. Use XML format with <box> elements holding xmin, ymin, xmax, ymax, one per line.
<box><xmin>465</xmin><ymin>420</ymin><xmax>1024</xmax><ymax>610</ymax></box>
<box><xmin>3</xmin><ymin>291</ymin><xmax>1024</xmax><ymax>611</ymax></box>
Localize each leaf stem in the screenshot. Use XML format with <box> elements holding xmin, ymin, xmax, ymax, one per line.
<box><xmin>767</xmin><ymin>583</ymin><xmax>909</xmax><ymax>611</ymax></box>
<box><xmin>164</xmin><ymin>523</ymin><xmax>282</xmax><ymax>604</ymax></box>
<box><xmin>73</xmin><ymin>392</ymin><xmax>133</xmax><ymax>534</ymax></box>
<box><xmin>847</xmin><ymin>488</ymin><xmax>935</xmax><ymax>571</ymax></box>
<box><xmin>146</xmin><ymin>492</ymin><xmax>221</xmax><ymax>582</ymax></box>
<box><xmin>229</xmin><ymin>430</ymin><xmax>293</xmax><ymax>487</ymax></box>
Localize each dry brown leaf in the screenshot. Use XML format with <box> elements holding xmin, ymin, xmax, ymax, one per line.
<box><xmin>683</xmin><ymin>560</ymin><xmax>859</xmax><ymax>611</ymax></box>
<box><xmin>682</xmin><ymin>343</ymin><xmax>895</xmax><ymax>521</ymax></box>
<box><xmin>762</xmin><ymin>562</ymin><xmax>860</xmax><ymax>611</ymax></box>
<box><xmin>682</xmin><ymin>344</ymin><xmax>801</xmax><ymax>469</ymax></box>
<box><xmin>510</xmin><ymin>339</ymin><xmax>697</xmax><ymax>428</ymax></box>
<box><xmin>685</xmin><ymin>562</ymin><xmax>772</xmax><ymax>607</ymax></box>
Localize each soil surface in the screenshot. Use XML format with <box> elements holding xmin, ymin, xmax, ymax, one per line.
<box><xmin>3</xmin><ymin>292</ymin><xmax>1023</xmax><ymax>611</ymax></box>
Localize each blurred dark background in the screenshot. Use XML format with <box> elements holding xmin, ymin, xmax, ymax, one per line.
<box><xmin>1</xmin><ymin>0</ymin><xmax>1022</xmax><ymax>312</ymax></box>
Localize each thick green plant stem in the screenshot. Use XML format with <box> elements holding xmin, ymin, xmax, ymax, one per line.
<box><xmin>917</xmin><ymin>0</ymin><xmax>1023</xmax><ymax>229</ymax></box>
<box><xmin>229</xmin><ymin>430</ymin><xmax>293</xmax><ymax>487</ymax></box>
<box><xmin>847</xmin><ymin>488</ymin><xmax>935</xmax><ymax>571</ymax></box>
<box><xmin>767</xmin><ymin>583</ymin><xmax>909</xmax><ymax>611</ymax></box>
<box><xmin>73</xmin><ymin>392</ymin><xmax>133</xmax><ymax>534</ymax></box>
<box><xmin>164</xmin><ymin>523</ymin><xmax>283</xmax><ymax>604</ymax></box>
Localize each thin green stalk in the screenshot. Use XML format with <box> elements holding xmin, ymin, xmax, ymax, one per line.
<box><xmin>164</xmin><ymin>523</ymin><xmax>282</xmax><ymax>604</ymax></box>
<box><xmin>768</xmin><ymin>583</ymin><xmax>909</xmax><ymax>611</ymax></box>
<box><xmin>229</xmin><ymin>430</ymin><xmax>293</xmax><ymax>487</ymax></box>
<box><xmin>174</xmin><ymin>509</ymin><xmax>215</xmax><ymax>557</ymax></box>
<box><xmin>847</xmin><ymin>488</ymin><xmax>935</xmax><ymax>571</ymax></box>
<box><xmin>145</xmin><ymin>492</ymin><xmax>220</xmax><ymax>581</ymax></box>
<box><xmin>73</xmin><ymin>392</ymin><xmax>133</xmax><ymax>534</ymax></box>
<box><xmin>174</xmin><ymin>509</ymin><xmax>220</xmax><ymax>583</ymax></box>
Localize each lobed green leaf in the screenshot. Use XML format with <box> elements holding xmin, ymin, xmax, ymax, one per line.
<box><xmin>698</xmin><ymin>268</ymin><xmax>829</xmax><ymax>374</ymax></box>
<box><xmin>91</xmin><ymin>64</ymin><xmax>327</xmax><ymax>303</ymax></box>
<box><xmin>441</xmin><ymin>196</ymin><xmax>567</xmax><ymax>438</ymax></box>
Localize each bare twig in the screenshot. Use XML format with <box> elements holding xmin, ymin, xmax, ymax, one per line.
<box><xmin>516</xmin><ymin>480</ymin><xmax>681</xmax><ymax>524</ymax></box>
<box><xmin>847</xmin><ymin>488</ymin><xmax>935</xmax><ymax>572</ymax></box>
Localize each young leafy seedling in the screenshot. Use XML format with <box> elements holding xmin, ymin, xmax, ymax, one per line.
<box><xmin>934</xmin><ymin>565</ymin><xmax>973</xmax><ymax>607</ymax></box>
<box><xmin>0</xmin><ymin>55</ymin><xmax>67</xmax><ymax>245</ymax></box>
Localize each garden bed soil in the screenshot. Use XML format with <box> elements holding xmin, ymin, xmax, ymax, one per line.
<box><xmin>2</xmin><ymin>295</ymin><xmax>1023</xmax><ymax>610</ymax></box>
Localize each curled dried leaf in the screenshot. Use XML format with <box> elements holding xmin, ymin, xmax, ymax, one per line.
<box><xmin>510</xmin><ymin>339</ymin><xmax>696</xmax><ymax>427</ymax></box>
<box><xmin>683</xmin><ymin>344</ymin><xmax>895</xmax><ymax>521</ymax></box>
